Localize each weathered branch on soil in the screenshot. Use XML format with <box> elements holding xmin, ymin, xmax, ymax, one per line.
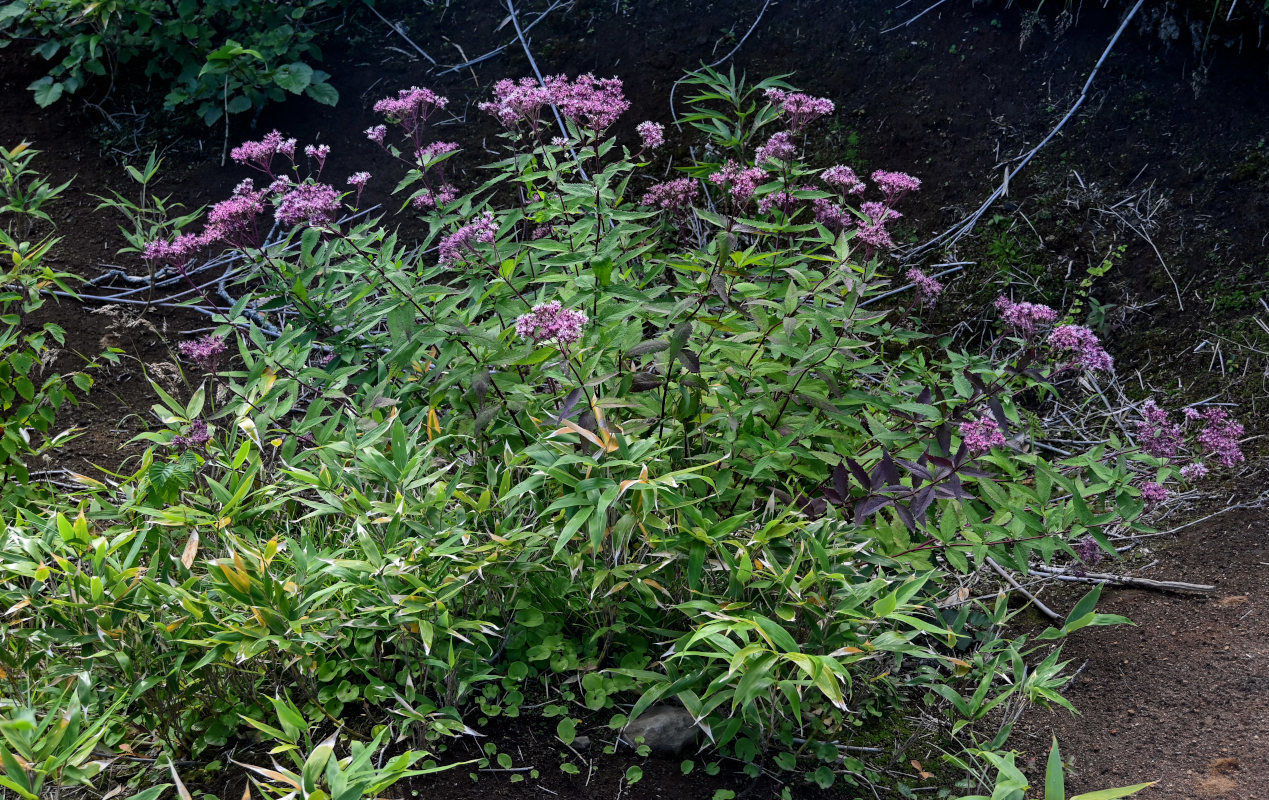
<box><xmin>1033</xmin><ymin>564</ymin><xmax>1214</xmax><ymax>594</ymax></box>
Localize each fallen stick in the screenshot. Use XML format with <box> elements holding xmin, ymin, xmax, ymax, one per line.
<box><xmin>986</xmin><ymin>557</ymin><xmax>1061</xmax><ymax>621</ymax></box>
<box><xmin>1032</xmin><ymin>564</ymin><xmax>1214</xmax><ymax>594</ymax></box>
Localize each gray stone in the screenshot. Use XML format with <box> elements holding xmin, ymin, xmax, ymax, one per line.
<box><xmin>620</xmin><ymin>706</ymin><xmax>700</xmax><ymax>756</ymax></box>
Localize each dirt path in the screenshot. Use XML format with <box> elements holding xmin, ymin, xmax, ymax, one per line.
<box><xmin>1016</xmin><ymin>506</ymin><xmax>1269</xmax><ymax>798</ymax></box>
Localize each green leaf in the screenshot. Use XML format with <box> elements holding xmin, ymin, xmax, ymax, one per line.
<box><xmin>625</xmin><ymin>766</ymin><xmax>643</xmax><ymax>785</ymax></box>
<box><xmin>1069</xmin><ymin>784</ymin><xmax>1156</xmax><ymax>800</ymax></box>
<box><xmin>226</xmin><ymin>95</ymin><xmax>253</xmax><ymax>114</ymax></box>
<box><xmin>305</xmin><ymin>81</ymin><xmax>339</xmax><ymax>106</ymax></box>
<box><xmin>274</xmin><ymin>62</ymin><xmax>314</xmax><ymax>94</ymax></box>
<box><xmin>556</xmin><ymin>717</ymin><xmax>576</xmax><ymax>745</ymax></box>
<box><xmin>28</xmin><ymin>76</ymin><xmax>63</xmax><ymax>107</ymax></box>
<box><xmin>1045</xmin><ymin>737</ymin><xmax>1065</xmax><ymax>800</ymax></box>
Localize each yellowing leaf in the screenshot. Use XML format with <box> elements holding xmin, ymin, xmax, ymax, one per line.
<box><xmin>180</xmin><ymin>531</ymin><xmax>200</xmax><ymax>569</ymax></box>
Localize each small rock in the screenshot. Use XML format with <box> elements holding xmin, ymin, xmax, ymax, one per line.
<box><xmin>572</xmin><ymin>735</ymin><xmax>591</xmax><ymax>750</ymax></box>
<box><xmin>621</xmin><ymin>706</ymin><xmax>699</xmax><ymax>756</ymax></box>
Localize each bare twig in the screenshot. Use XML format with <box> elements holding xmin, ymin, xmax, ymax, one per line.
<box><xmin>881</xmin><ymin>0</ymin><xmax>954</xmax><ymax>34</ymax></box>
<box><xmin>986</xmin><ymin>557</ymin><xmax>1061</xmax><ymax>621</ymax></box>
<box><xmin>361</xmin><ymin>0</ymin><xmax>437</xmax><ymax>65</ymax></box>
<box><xmin>1032</xmin><ymin>564</ymin><xmax>1214</xmax><ymax>594</ymax></box>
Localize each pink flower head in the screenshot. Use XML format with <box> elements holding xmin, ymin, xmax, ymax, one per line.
<box><xmin>178</xmin><ymin>334</ymin><xmax>228</xmax><ymax>372</ymax></box>
<box><xmin>755</xmin><ymin>131</ymin><xmax>797</xmax><ymax>164</ymax></box>
<box><xmin>514</xmin><ymin>300</ymin><xmax>588</xmax><ymax>345</ymax></box>
<box><xmin>959</xmin><ymin>417</ymin><xmax>1006</xmax><ymax>455</ymax></box>
<box><xmin>811</xmin><ymin>198</ymin><xmax>852</xmax><ymax>234</ymax></box>
<box><xmin>1197</xmin><ymin>408</ymin><xmax>1245</xmax><ymax>468</ymax></box>
<box><xmin>758</xmin><ymin>190</ymin><xmax>801</xmax><ymax>216</ymax></box>
<box><xmin>1136</xmin><ymin>400</ymin><xmax>1183</xmax><ymax>459</ymax></box>
<box><xmin>480</xmin><ymin>77</ymin><xmax>552</xmax><ymax>130</ymax></box>
<box><xmin>174</xmin><ymin>419</ymin><xmax>210</xmax><ymax>449</ymax></box>
<box><xmin>1139</xmin><ymin>481</ymin><xmax>1168</xmax><ymax>505</ymax></box>
<box><xmin>764</xmin><ymin>88</ymin><xmax>835</xmax><ymax>131</ymax></box>
<box><xmin>636</xmin><ymin>121</ymin><xmax>664</xmax><ymax>150</ymax></box>
<box><xmin>276</xmin><ymin>183</ymin><xmax>341</xmax><ymax>228</ymax></box>
<box><xmin>230</xmin><ymin>130</ymin><xmax>295</xmax><ymax>176</ymax></box>
<box><xmin>411</xmin><ymin>184</ymin><xmax>458</xmax><ymax>210</ymax></box>
<box><xmin>347</xmin><ymin>171</ymin><xmax>371</xmax><ymax>205</ymax></box>
<box><xmin>365</xmin><ymin>125</ymin><xmax>388</xmax><ymax>145</ymax></box>
<box><xmin>994</xmin><ymin>296</ymin><xmax>1058</xmax><ymax>337</ymax></box>
<box><xmin>544</xmin><ymin>73</ymin><xmax>629</xmax><ymax>131</ymax></box>
<box><xmin>906</xmin><ymin>268</ymin><xmax>943</xmax><ymax>305</ymax></box>
<box><xmin>304</xmin><ymin>144</ymin><xmax>330</xmax><ymax>171</ymax></box>
<box><xmin>708</xmin><ymin>160</ymin><xmax>769</xmax><ymax>203</ymax></box>
<box><xmin>143</xmin><ymin>233</ymin><xmax>203</xmax><ymax>272</ymax></box>
<box><xmin>439</xmin><ymin>211</ymin><xmax>498</xmax><ymax>266</ymax></box>
<box><xmin>374</xmin><ymin>86</ymin><xmax>449</xmax><ymax>144</ymax></box>
<box><xmin>871</xmin><ymin>170</ymin><xmax>921</xmax><ymax>203</ymax></box>
<box><xmin>1047</xmin><ymin>325</ymin><xmax>1114</xmax><ymax>372</ymax></box>
<box><xmin>416</xmin><ymin>141</ymin><xmax>459</xmax><ymax>163</ymax></box>
<box><xmin>854</xmin><ymin>220</ymin><xmax>895</xmax><ymax>251</ymax></box>
<box><xmin>860</xmin><ymin>201</ymin><xmax>901</xmax><ymax>225</ymax></box>
<box><xmin>641</xmin><ymin>178</ymin><xmax>698</xmax><ymax>213</ymax></box>
<box><xmin>1180</xmin><ymin>463</ymin><xmax>1209</xmax><ymax>482</ymax></box>
<box><xmin>204</xmin><ymin>188</ymin><xmax>267</xmax><ymax>248</ymax></box>
<box><xmin>822</xmin><ymin>165</ymin><xmax>866</xmax><ymax>195</ymax></box>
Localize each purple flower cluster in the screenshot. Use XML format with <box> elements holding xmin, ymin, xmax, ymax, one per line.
<box><xmin>811</xmin><ymin>198</ymin><xmax>852</xmax><ymax>233</ymax></box>
<box><xmin>347</xmin><ymin>171</ymin><xmax>370</xmax><ymax>204</ymax></box>
<box><xmin>1137</xmin><ymin>400</ymin><xmax>1184</xmax><ymax>459</ymax></box>
<box><xmin>304</xmin><ymin>144</ymin><xmax>330</xmax><ymax>173</ymax></box>
<box><xmin>636</xmin><ymin>121</ymin><xmax>664</xmax><ymax>151</ymax></box>
<box><xmin>959</xmin><ymin>417</ymin><xmax>1006</xmax><ymax>455</ymax></box>
<box><xmin>755</xmin><ymin>131</ymin><xmax>796</xmax><ymax>164</ymax></box>
<box><xmin>204</xmin><ymin>184</ymin><xmax>268</xmax><ymax>248</ymax></box>
<box><xmin>374</xmin><ymin>86</ymin><xmax>449</xmax><ymax>145</ymax></box>
<box><xmin>1180</xmin><ymin>463</ymin><xmax>1209</xmax><ymax>481</ymax></box>
<box><xmin>174</xmin><ymin>419</ymin><xmax>210</xmax><ymax>449</ymax></box>
<box><xmin>641</xmin><ymin>178</ymin><xmax>699</xmax><ymax>213</ymax></box>
<box><xmin>514</xmin><ymin>300</ymin><xmax>588</xmax><ymax>345</ymax></box>
<box><xmin>872</xmin><ymin>170</ymin><xmax>921</xmax><ymax>204</ymax></box>
<box><xmin>994</xmin><ymin>296</ymin><xmax>1058</xmax><ymax>337</ymax></box>
<box><xmin>275</xmin><ymin>183</ymin><xmax>341</xmax><ymax>227</ymax></box>
<box><xmin>438</xmin><ymin>211</ymin><xmax>498</xmax><ymax>266</ymax></box>
<box><xmin>143</xmin><ymin>233</ymin><xmax>204</xmax><ymax>271</ymax></box>
<box><xmin>230</xmin><ymin>130</ymin><xmax>296</xmax><ymax>176</ymax></box>
<box><xmin>1139</xmin><ymin>481</ymin><xmax>1169</xmax><ymax>505</ymax></box>
<box><xmin>365</xmin><ymin>125</ymin><xmax>388</xmax><ymax>145</ymax></box>
<box><xmin>708</xmin><ymin>160</ymin><xmax>769</xmax><ymax>203</ymax></box>
<box><xmin>764</xmin><ymin>88</ymin><xmax>835</xmax><ymax>131</ymax></box>
<box><xmin>480</xmin><ymin>78</ymin><xmax>552</xmax><ymax>130</ymax></box>
<box><xmin>1047</xmin><ymin>324</ymin><xmax>1114</xmax><ymax>372</ymax></box>
<box><xmin>1074</xmin><ymin>535</ymin><xmax>1104</xmax><ymax>568</ymax></box>
<box><xmin>856</xmin><ymin>201</ymin><xmax>902</xmax><ymax>251</ymax></box>
<box><xmin>544</xmin><ymin>74</ymin><xmax>629</xmax><ymax>131</ymax></box>
<box><xmin>757</xmin><ymin>189</ymin><xmax>801</xmax><ymax>215</ymax></box>
<box><xmin>906</xmin><ymin>268</ymin><xmax>944</xmax><ymax>305</ymax></box>
<box><xmin>1197</xmin><ymin>407</ymin><xmax>1245</xmax><ymax>468</ymax></box>
<box><xmin>416</xmin><ymin>141</ymin><xmax>459</xmax><ymax>163</ymax></box>
<box><xmin>822</xmin><ymin>165</ymin><xmax>866</xmax><ymax>195</ymax></box>
<box><xmin>411</xmin><ymin>184</ymin><xmax>458</xmax><ymax>209</ymax></box>
<box><xmin>178</xmin><ymin>334</ymin><xmax>228</xmax><ymax>372</ymax></box>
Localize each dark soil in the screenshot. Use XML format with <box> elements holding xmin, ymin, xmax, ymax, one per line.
<box><xmin>6</xmin><ymin>0</ymin><xmax>1269</xmax><ymax>796</ymax></box>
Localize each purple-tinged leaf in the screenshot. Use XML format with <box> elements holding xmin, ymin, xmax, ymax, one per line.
<box><xmin>855</xmin><ymin>495</ymin><xmax>892</xmax><ymax>523</ymax></box>
<box><xmin>832</xmin><ymin>463</ymin><xmax>849</xmax><ymax>499</ymax></box>
<box><xmin>893</xmin><ymin>502</ymin><xmax>916</xmax><ymax>532</ymax></box>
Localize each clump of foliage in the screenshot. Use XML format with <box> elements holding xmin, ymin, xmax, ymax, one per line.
<box><xmin>0</xmin><ymin>0</ymin><xmax>344</xmax><ymax>124</ymax></box>
<box><xmin>0</xmin><ymin>68</ymin><xmax>1217</xmax><ymax>796</ymax></box>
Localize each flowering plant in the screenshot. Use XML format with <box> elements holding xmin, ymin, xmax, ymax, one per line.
<box><xmin>3</xmin><ymin>68</ymin><xmax>1237</xmax><ymax>795</ymax></box>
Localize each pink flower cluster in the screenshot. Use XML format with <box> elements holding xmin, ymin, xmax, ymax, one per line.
<box><xmin>480</xmin><ymin>78</ymin><xmax>552</xmax><ymax>130</ymax></box>
<box><xmin>811</xmin><ymin>198</ymin><xmax>852</xmax><ymax>233</ymax></box>
<box><xmin>544</xmin><ymin>74</ymin><xmax>629</xmax><ymax>131</ymax></box>
<box><xmin>636</xmin><ymin>121</ymin><xmax>664</xmax><ymax>150</ymax></box>
<box><xmin>856</xmin><ymin>201</ymin><xmax>902</xmax><ymax>251</ymax></box>
<box><xmin>1137</xmin><ymin>399</ymin><xmax>1184</xmax><ymax>459</ymax></box>
<box><xmin>276</xmin><ymin>183</ymin><xmax>341</xmax><ymax>227</ymax></box>
<box><xmin>411</xmin><ymin>184</ymin><xmax>458</xmax><ymax>209</ymax></box>
<box><xmin>374</xmin><ymin>86</ymin><xmax>449</xmax><ymax>145</ymax></box>
<box><xmin>641</xmin><ymin>178</ymin><xmax>699</xmax><ymax>213</ymax></box>
<box><xmin>1047</xmin><ymin>324</ymin><xmax>1114</xmax><ymax>372</ymax></box>
<box><xmin>416</xmin><ymin>141</ymin><xmax>459</xmax><ymax>163</ymax></box>
<box><xmin>708</xmin><ymin>160</ymin><xmax>769</xmax><ymax>203</ymax></box>
<box><xmin>994</xmin><ymin>296</ymin><xmax>1058</xmax><ymax>337</ymax></box>
<box><xmin>764</xmin><ymin>88</ymin><xmax>835</xmax><ymax>131</ymax></box>
<box><xmin>365</xmin><ymin>125</ymin><xmax>388</xmax><ymax>145</ymax></box>
<box><xmin>1196</xmin><ymin>407</ymin><xmax>1245</xmax><ymax>468</ymax></box>
<box><xmin>755</xmin><ymin>131</ymin><xmax>796</xmax><ymax>164</ymax></box>
<box><xmin>438</xmin><ymin>211</ymin><xmax>498</xmax><ymax>266</ymax></box>
<box><xmin>204</xmin><ymin>183</ymin><xmax>268</xmax><ymax>248</ymax></box>
<box><xmin>143</xmin><ymin>232</ymin><xmax>204</xmax><ymax>271</ymax></box>
<box><xmin>872</xmin><ymin>170</ymin><xmax>921</xmax><ymax>203</ymax></box>
<box><xmin>757</xmin><ymin>189</ymin><xmax>801</xmax><ymax>215</ymax></box>
<box><xmin>174</xmin><ymin>419</ymin><xmax>210</xmax><ymax>449</ymax></box>
<box><xmin>230</xmin><ymin>130</ymin><xmax>296</xmax><ymax>176</ymax></box>
<box><xmin>304</xmin><ymin>144</ymin><xmax>330</xmax><ymax>173</ymax></box>
<box><xmin>1139</xmin><ymin>481</ymin><xmax>1168</xmax><ymax>505</ymax></box>
<box><xmin>178</xmin><ymin>334</ymin><xmax>228</xmax><ymax>372</ymax></box>
<box><xmin>822</xmin><ymin>165</ymin><xmax>866</xmax><ymax>195</ymax></box>
<box><xmin>906</xmin><ymin>268</ymin><xmax>943</xmax><ymax>305</ymax></box>
<box><xmin>959</xmin><ymin>417</ymin><xmax>1006</xmax><ymax>455</ymax></box>
<box><xmin>514</xmin><ymin>300</ymin><xmax>588</xmax><ymax>345</ymax></box>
